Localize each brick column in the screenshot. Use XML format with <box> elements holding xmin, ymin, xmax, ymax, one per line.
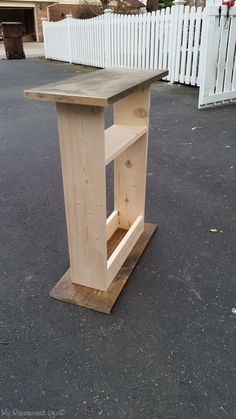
<box><xmin>34</xmin><ymin>3</ymin><xmax>51</xmax><ymax>42</ymax></box>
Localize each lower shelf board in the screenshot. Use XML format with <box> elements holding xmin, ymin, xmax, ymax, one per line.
<box><xmin>50</xmin><ymin>222</ymin><xmax>158</xmax><ymax>314</ymax></box>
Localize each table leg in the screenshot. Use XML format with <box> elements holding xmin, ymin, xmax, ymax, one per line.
<box><xmin>114</xmin><ymin>86</ymin><xmax>151</xmax><ymax>230</ymax></box>
<box><xmin>56</xmin><ymin>103</ymin><xmax>108</xmax><ymax>291</ymax></box>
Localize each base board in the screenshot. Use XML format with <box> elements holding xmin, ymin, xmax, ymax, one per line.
<box><xmin>50</xmin><ymin>222</ymin><xmax>158</xmax><ymax>314</ymax></box>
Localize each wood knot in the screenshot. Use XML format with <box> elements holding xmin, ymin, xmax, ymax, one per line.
<box><xmin>135</xmin><ymin>108</ymin><xmax>147</xmax><ymax>118</ymax></box>
<box><xmin>125</xmin><ymin>160</ymin><xmax>132</xmax><ymax>168</ymax></box>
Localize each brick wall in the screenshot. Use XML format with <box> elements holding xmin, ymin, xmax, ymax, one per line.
<box><xmin>48</xmin><ymin>4</ymin><xmax>80</xmax><ymax>21</ymax></box>
<box><xmin>34</xmin><ymin>2</ymin><xmax>50</xmax><ymax>42</ymax></box>
<box><xmin>34</xmin><ymin>3</ymin><xmax>100</xmax><ymax>41</ymax></box>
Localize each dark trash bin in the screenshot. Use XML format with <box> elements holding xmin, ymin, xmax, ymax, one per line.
<box><xmin>1</xmin><ymin>22</ymin><xmax>25</xmax><ymax>59</ymax></box>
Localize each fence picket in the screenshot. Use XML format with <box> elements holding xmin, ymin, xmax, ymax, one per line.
<box><xmin>224</xmin><ymin>17</ymin><xmax>236</xmax><ymax>91</ymax></box>
<box><xmin>198</xmin><ymin>6</ymin><xmax>236</xmax><ymax>107</ymax></box>
<box><xmin>215</xmin><ymin>18</ymin><xmax>229</xmax><ymax>93</ymax></box>
<box><xmin>191</xmin><ymin>6</ymin><xmax>202</xmax><ymax>85</ymax></box>
<box><xmin>137</xmin><ymin>14</ymin><xmax>142</xmax><ymax>69</ymax></box>
<box><xmin>185</xmin><ymin>7</ymin><xmax>196</xmax><ymax>84</ymax></box>
<box><xmin>169</xmin><ymin>5</ymin><xmax>178</xmax><ymax>83</ymax></box>
<box><xmin>174</xmin><ymin>4</ymin><xmax>184</xmax><ymax>82</ymax></box>
<box><xmin>149</xmin><ymin>12</ymin><xmax>155</xmax><ymax>69</ymax></box>
<box><xmin>158</xmin><ymin>9</ymin><xmax>165</xmax><ymax>70</ymax></box>
<box><xmin>123</xmin><ymin>14</ymin><xmax>127</xmax><ymax>67</ymax></box>
<box><xmin>154</xmin><ymin>10</ymin><xmax>160</xmax><ymax>70</ymax></box>
<box><xmin>179</xmin><ymin>6</ymin><xmax>190</xmax><ymax>83</ymax></box>
<box><xmin>43</xmin><ymin>6</ymin><xmax>236</xmax><ymax>108</ymax></box>
<box><xmin>141</xmin><ymin>13</ymin><xmax>146</xmax><ymax>69</ymax></box>
<box><xmin>130</xmin><ymin>14</ymin><xmax>135</xmax><ymax>68</ymax></box>
<box><xmin>162</xmin><ymin>8</ymin><xmax>170</xmax><ymax>74</ymax></box>
<box><xmin>134</xmin><ymin>14</ymin><xmax>138</xmax><ymax>68</ymax></box>
<box><xmin>145</xmin><ymin>13</ymin><xmax>151</xmax><ymax>69</ymax></box>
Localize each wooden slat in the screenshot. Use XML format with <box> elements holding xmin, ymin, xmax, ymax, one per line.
<box><xmin>50</xmin><ymin>223</ymin><xmax>158</xmax><ymax>314</ymax></box>
<box><xmin>24</xmin><ymin>68</ymin><xmax>167</xmax><ymax>107</ymax></box>
<box><xmin>107</xmin><ymin>228</ymin><xmax>127</xmax><ymax>259</ymax></box>
<box><xmin>107</xmin><ymin>215</ymin><xmax>144</xmax><ymax>285</ymax></box>
<box><xmin>105</xmin><ymin>124</ymin><xmax>147</xmax><ymax>165</ymax></box>
<box><xmin>106</xmin><ymin>210</ymin><xmax>119</xmax><ymax>241</ymax></box>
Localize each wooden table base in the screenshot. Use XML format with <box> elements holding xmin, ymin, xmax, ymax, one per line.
<box><xmin>50</xmin><ymin>223</ymin><xmax>157</xmax><ymax>314</ymax></box>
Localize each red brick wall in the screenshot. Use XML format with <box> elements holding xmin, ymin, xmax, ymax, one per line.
<box><xmin>48</xmin><ymin>4</ymin><xmax>80</xmax><ymax>21</ymax></box>
<box><xmin>34</xmin><ymin>2</ymin><xmax>50</xmax><ymax>42</ymax></box>
<box><xmin>34</xmin><ymin>3</ymin><xmax>99</xmax><ymax>41</ymax></box>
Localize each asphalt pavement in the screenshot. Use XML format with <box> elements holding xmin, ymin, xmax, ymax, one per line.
<box><xmin>0</xmin><ymin>57</ymin><xmax>235</xmax><ymax>419</ymax></box>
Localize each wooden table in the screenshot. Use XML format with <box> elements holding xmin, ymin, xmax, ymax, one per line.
<box><xmin>25</xmin><ymin>68</ymin><xmax>167</xmax><ymax>314</ymax></box>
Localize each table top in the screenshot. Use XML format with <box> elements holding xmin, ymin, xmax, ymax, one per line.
<box><xmin>24</xmin><ymin>68</ymin><xmax>168</xmax><ymax>106</ymax></box>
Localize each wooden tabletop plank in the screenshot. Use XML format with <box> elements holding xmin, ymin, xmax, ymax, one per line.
<box><xmin>24</xmin><ymin>68</ymin><xmax>168</xmax><ymax>106</ymax></box>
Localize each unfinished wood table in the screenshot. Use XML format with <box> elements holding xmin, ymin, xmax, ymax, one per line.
<box><xmin>25</xmin><ymin>68</ymin><xmax>167</xmax><ymax>314</ymax></box>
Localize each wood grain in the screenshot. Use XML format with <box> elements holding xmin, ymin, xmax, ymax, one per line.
<box><xmin>24</xmin><ymin>68</ymin><xmax>168</xmax><ymax>106</ymax></box>
<box><xmin>114</xmin><ymin>87</ymin><xmax>150</xmax><ymax>229</ymax></box>
<box><xmin>106</xmin><ymin>210</ymin><xmax>119</xmax><ymax>241</ymax></box>
<box><xmin>105</xmin><ymin>124</ymin><xmax>147</xmax><ymax>165</ymax></box>
<box><xmin>56</xmin><ymin>103</ymin><xmax>108</xmax><ymax>291</ymax></box>
<box><xmin>107</xmin><ymin>215</ymin><xmax>144</xmax><ymax>285</ymax></box>
<box><xmin>50</xmin><ymin>222</ymin><xmax>158</xmax><ymax>314</ymax></box>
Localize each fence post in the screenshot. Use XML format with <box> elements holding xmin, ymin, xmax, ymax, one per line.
<box><xmin>66</xmin><ymin>14</ymin><xmax>73</xmax><ymax>64</ymax></box>
<box><xmin>104</xmin><ymin>9</ymin><xmax>113</xmax><ymax>68</ymax></box>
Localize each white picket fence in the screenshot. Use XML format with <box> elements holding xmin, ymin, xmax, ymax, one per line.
<box><xmin>199</xmin><ymin>6</ymin><xmax>236</xmax><ymax>107</ymax></box>
<box><xmin>43</xmin><ymin>5</ymin><xmax>236</xmax><ymax>108</ymax></box>
<box><xmin>43</xmin><ymin>6</ymin><xmax>203</xmax><ymax>86</ymax></box>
